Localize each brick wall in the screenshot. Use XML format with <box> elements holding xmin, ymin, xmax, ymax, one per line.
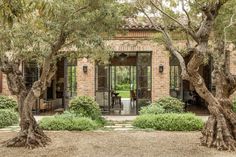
<box><xmin>107</xmin><ymin>39</ymin><xmax>170</xmax><ymax>101</ymax></box>
<box><xmin>77</xmin><ymin>58</ymin><xmax>95</xmax><ymax>98</ymax></box>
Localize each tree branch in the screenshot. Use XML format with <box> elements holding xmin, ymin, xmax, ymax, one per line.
<box><xmin>137</xmin><ymin>1</ymin><xmax>189</xmax><ymax>80</ymax></box>
<box><xmin>150</xmin><ymin>0</ymin><xmax>198</xmax><ymax>42</ymax></box>
<box><xmin>181</xmin><ymin>0</ymin><xmax>192</xmax><ymax>29</ymax></box>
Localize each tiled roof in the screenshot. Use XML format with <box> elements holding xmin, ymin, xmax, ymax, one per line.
<box><xmin>122</xmin><ymin>17</ymin><xmax>156</xmax><ymax>30</ymax></box>
<box><xmin>122</xmin><ymin>17</ymin><xmax>177</xmax><ymax>31</ymax></box>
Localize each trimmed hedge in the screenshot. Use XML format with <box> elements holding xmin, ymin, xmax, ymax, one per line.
<box><xmin>139</xmin><ymin>105</ymin><xmax>165</xmax><ymax>115</ymax></box>
<box><xmin>133</xmin><ymin>113</ymin><xmax>204</xmax><ymax>131</ymax></box>
<box><xmin>140</xmin><ymin>97</ymin><xmax>184</xmax><ymax>114</ymax></box>
<box><xmin>39</xmin><ymin>115</ymin><xmax>98</xmax><ymax>131</ymax></box>
<box><xmin>69</xmin><ymin>96</ymin><xmax>102</xmax><ymax>121</ymax></box>
<box><xmin>0</xmin><ymin>95</ymin><xmax>17</xmax><ymax>110</ymax></box>
<box><xmin>154</xmin><ymin>97</ymin><xmax>184</xmax><ymax>113</ymax></box>
<box><xmin>0</xmin><ymin>109</ymin><xmax>18</xmax><ymax>128</ymax></box>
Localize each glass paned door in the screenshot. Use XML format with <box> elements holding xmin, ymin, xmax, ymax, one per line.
<box><xmin>136</xmin><ymin>53</ymin><xmax>152</xmax><ymax>112</ymax></box>
<box><xmin>95</xmin><ymin>65</ymin><xmax>111</xmax><ymax>113</ymax></box>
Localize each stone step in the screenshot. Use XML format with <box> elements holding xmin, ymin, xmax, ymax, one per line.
<box><xmin>114</xmin><ymin>128</ymin><xmax>134</xmax><ymax>131</ymax></box>
<box><xmin>104</xmin><ymin>125</ymin><xmax>134</xmax><ymax>128</ymax></box>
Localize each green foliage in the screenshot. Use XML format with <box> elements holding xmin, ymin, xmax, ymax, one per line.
<box><xmin>0</xmin><ymin>109</ymin><xmax>18</xmax><ymax>128</ymax></box>
<box><xmin>39</xmin><ymin>115</ymin><xmax>98</xmax><ymax>131</ymax></box>
<box><xmin>69</xmin><ymin>96</ymin><xmax>102</xmax><ymax>121</ymax></box>
<box><xmin>115</xmin><ymin>84</ymin><xmax>130</xmax><ymax>91</ymax></box>
<box><xmin>116</xmin><ymin>90</ymin><xmax>130</xmax><ymax>98</ymax></box>
<box><xmin>0</xmin><ymin>95</ymin><xmax>17</xmax><ymax>110</ymax></box>
<box><xmin>133</xmin><ymin>113</ymin><xmax>204</xmax><ymax>131</ymax></box>
<box><xmin>0</xmin><ymin>0</ymin><xmax>130</xmax><ymax>65</ymax></box>
<box><xmin>139</xmin><ymin>105</ymin><xmax>165</xmax><ymax>115</ymax></box>
<box><xmin>153</xmin><ymin>97</ymin><xmax>184</xmax><ymax>113</ymax></box>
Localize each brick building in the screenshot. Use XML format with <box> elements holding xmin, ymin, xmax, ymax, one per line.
<box><xmin>1</xmin><ymin>20</ymin><xmax>236</xmax><ymax>115</ymax></box>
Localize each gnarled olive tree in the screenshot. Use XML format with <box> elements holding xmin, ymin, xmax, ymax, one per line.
<box><xmin>0</xmin><ymin>0</ymin><xmax>127</xmax><ymax>148</ymax></box>
<box><xmin>137</xmin><ymin>0</ymin><xmax>236</xmax><ymax>151</ymax></box>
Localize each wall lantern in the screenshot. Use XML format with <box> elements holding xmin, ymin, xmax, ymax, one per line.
<box><xmin>159</xmin><ymin>64</ymin><xmax>164</xmax><ymax>73</ymax></box>
<box><xmin>83</xmin><ymin>65</ymin><xmax>88</xmax><ymax>73</ymax></box>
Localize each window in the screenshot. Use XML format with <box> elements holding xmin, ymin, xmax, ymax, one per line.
<box><xmin>67</xmin><ymin>60</ymin><xmax>77</xmax><ymax>98</ymax></box>
<box><xmin>170</xmin><ymin>66</ymin><xmax>180</xmax><ymax>90</ymax></box>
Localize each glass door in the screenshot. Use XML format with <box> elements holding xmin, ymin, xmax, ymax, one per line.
<box><xmin>136</xmin><ymin>52</ymin><xmax>152</xmax><ymax>113</ymax></box>
<box><xmin>95</xmin><ymin>65</ymin><xmax>111</xmax><ymax>113</ymax></box>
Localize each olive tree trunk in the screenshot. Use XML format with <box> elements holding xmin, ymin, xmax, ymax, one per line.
<box><xmin>141</xmin><ymin>0</ymin><xmax>236</xmax><ymax>150</ymax></box>
<box><xmin>0</xmin><ymin>31</ymin><xmax>67</xmax><ymax>149</ymax></box>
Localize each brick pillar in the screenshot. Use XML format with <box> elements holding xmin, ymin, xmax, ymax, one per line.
<box><xmin>152</xmin><ymin>46</ymin><xmax>170</xmax><ymax>101</ymax></box>
<box><xmin>77</xmin><ymin>58</ymin><xmax>95</xmax><ymax>98</ymax></box>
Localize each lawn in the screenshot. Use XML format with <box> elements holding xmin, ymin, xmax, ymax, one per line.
<box><xmin>0</xmin><ymin>131</ymin><xmax>235</xmax><ymax>157</ymax></box>
<box><xmin>116</xmin><ymin>90</ymin><xmax>130</xmax><ymax>98</ymax></box>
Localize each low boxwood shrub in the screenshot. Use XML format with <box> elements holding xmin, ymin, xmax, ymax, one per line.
<box><xmin>139</xmin><ymin>105</ymin><xmax>165</xmax><ymax>115</ymax></box>
<box><xmin>139</xmin><ymin>97</ymin><xmax>184</xmax><ymax>114</ymax></box>
<box><xmin>0</xmin><ymin>109</ymin><xmax>18</xmax><ymax>128</ymax></box>
<box><xmin>133</xmin><ymin>113</ymin><xmax>204</xmax><ymax>131</ymax></box>
<box><xmin>153</xmin><ymin>97</ymin><xmax>184</xmax><ymax>113</ymax></box>
<box><xmin>0</xmin><ymin>95</ymin><xmax>17</xmax><ymax>110</ymax></box>
<box><xmin>39</xmin><ymin>114</ymin><xmax>98</xmax><ymax>131</ymax></box>
<box><xmin>69</xmin><ymin>96</ymin><xmax>102</xmax><ymax>121</ymax></box>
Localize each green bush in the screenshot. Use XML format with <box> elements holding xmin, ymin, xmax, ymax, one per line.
<box><xmin>0</xmin><ymin>95</ymin><xmax>17</xmax><ymax>110</ymax></box>
<box><xmin>153</xmin><ymin>97</ymin><xmax>184</xmax><ymax>113</ymax></box>
<box><xmin>69</xmin><ymin>96</ymin><xmax>102</xmax><ymax>121</ymax></box>
<box><xmin>0</xmin><ymin>109</ymin><xmax>18</xmax><ymax>128</ymax></box>
<box><xmin>115</xmin><ymin>84</ymin><xmax>130</xmax><ymax>91</ymax></box>
<box><xmin>133</xmin><ymin>113</ymin><xmax>204</xmax><ymax>131</ymax></box>
<box><xmin>39</xmin><ymin>114</ymin><xmax>98</xmax><ymax>131</ymax></box>
<box><xmin>139</xmin><ymin>105</ymin><xmax>165</xmax><ymax>115</ymax></box>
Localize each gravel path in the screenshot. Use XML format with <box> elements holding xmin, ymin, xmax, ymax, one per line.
<box><xmin>0</xmin><ymin>131</ymin><xmax>235</xmax><ymax>157</ymax></box>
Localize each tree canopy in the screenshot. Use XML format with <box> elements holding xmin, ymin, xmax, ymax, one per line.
<box><xmin>0</xmin><ymin>0</ymin><xmax>131</xmax><ymax>64</ymax></box>
<box><xmin>0</xmin><ymin>0</ymin><xmax>130</xmax><ymax>149</ymax></box>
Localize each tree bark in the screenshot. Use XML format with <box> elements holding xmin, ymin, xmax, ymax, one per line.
<box><xmin>1</xmin><ymin>30</ymin><xmax>66</xmax><ymax>149</ymax></box>
<box><xmin>0</xmin><ymin>59</ymin><xmax>51</xmax><ymax>149</ymax></box>
<box><xmin>143</xmin><ymin>0</ymin><xmax>236</xmax><ymax>151</ymax></box>
<box><xmin>5</xmin><ymin>91</ymin><xmax>51</xmax><ymax>149</ymax></box>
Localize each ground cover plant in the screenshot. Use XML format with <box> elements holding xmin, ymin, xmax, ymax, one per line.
<box><xmin>133</xmin><ymin>113</ymin><xmax>204</xmax><ymax>131</ymax></box>
<box><xmin>0</xmin><ymin>96</ymin><xmax>17</xmax><ymax>110</ymax></box>
<box><xmin>0</xmin><ymin>109</ymin><xmax>18</xmax><ymax>128</ymax></box>
<box><xmin>140</xmin><ymin>97</ymin><xmax>184</xmax><ymax>115</ymax></box>
<box><xmin>39</xmin><ymin>113</ymin><xmax>98</xmax><ymax>131</ymax></box>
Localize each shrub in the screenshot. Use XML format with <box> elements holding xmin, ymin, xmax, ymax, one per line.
<box><xmin>139</xmin><ymin>105</ymin><xmax>165</xmax><ymax>115</ymax></box>
<box><xmin>69</xmin><ymin>96</ymin><xmax>102</xmax><ymax>120</ymax></box>
<box><xmin>0</xmin><ymin>95</ymin><xmax>17</xmax><ymax>110</ymax></box>
<box><xmin>133</xmin><ymin>113</ymin><xmax>204</xmax><ymax>131</ymax></box>
<box><xmin>39</xmin><ymin>115</ymin><xmax>98</xmax><ymax>131</ymax></box>
<box><xmin>115</xmin><ymin>84</ymin><xmax>130</xmax><ymax>91</ymax></box>
<box><xmin>153</xmin><ymin>97</ymin><xmax>184</xmax><ymax>113</ymax></box>
<box><xmin>0</xmin><ymin>109</ymin><xmax>18</xmax><ymax>128</ymax></box>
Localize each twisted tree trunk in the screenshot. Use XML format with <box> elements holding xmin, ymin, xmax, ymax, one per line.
<box><xmin>0</xmin><ymin>60</ymin><xmax>52</xmax><ymax>148</ymax></box>
<box><xmin>0</xmin><ymin>30</ymin><xmax>67</xmax><ymax>149</ymax></box>
<box><xmin>5</xmin><ymin>90</ymin><xmax>51</xmax><ymax>149</ymax></box>
<box><xmin>142</xmin><ymin>0</ymin><xmax>236</xmax><ymax>151</ymax></box>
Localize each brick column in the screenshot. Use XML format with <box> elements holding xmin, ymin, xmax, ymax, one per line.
<box><xmin>77</xmin><ymin>58</ymin><xmax>95</xmax><ymax>98</ymax></box>
<box><xmin>151</xmin><ymin>46</ymin><xmax>170</xmax><ymax>101</ymax></box>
